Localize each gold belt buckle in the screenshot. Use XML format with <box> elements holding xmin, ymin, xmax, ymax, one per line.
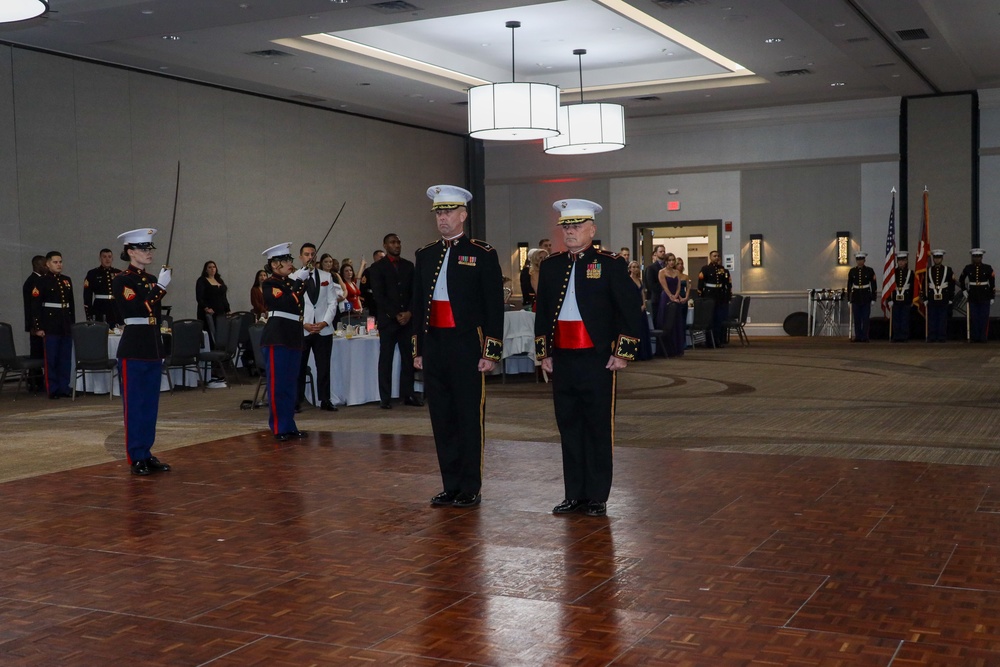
<box><xmin>933</xmin><ymin>294</ymin><xmax>942</xmax><ymax>301</ymax></box>
<box><xmin>148</xmin><ymin>316</ymin><xmax>157</xmax><ymax>325</ymax></box>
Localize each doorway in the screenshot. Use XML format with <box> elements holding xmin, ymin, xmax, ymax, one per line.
<box><xmin>633</xmin><ymin>220</ymin><xmax>722</xmax><ymax>275</ymax></box>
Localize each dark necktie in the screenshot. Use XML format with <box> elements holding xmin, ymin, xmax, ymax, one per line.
<box><xmin>307</xmin><ymin>270</ymin><xmax>320</xmax><ymax>304</ymax></box>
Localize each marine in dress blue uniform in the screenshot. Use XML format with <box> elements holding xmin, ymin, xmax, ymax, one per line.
<box><xmin>412</xmin><ymin>185</ymin><xmax>504</xmax><ymax>509</ymax></box>
<box><xmin>534</xmin><ymin>199</ymin><xmax>640</xmax><ymax>517</ymax></box>
<box><xmin>889</xmin><ymin>252</ymin><xmax>914</xmax><ymax>342</ymax></box>
<box><xmin>83</xmin><ymin>249</ymin><xmax>122</xmax><ymax>326</ymax></box>
<box><xmin>696</xmin><ymin>251</ymin><xmax>732</xmax><ymax>346</ymax></box>
<box><xmin>112</xmin><ymin>228</ymin><xmax>172</xmax><ymax>476</ymax></box>
<box><xmin>261</xmin><ymin>243</ymin><xmax>311</xmax><ymax>441</ymax></box>
<box><xmin>959</xmin><ymin>249</ymin><xmax>995</xmax><ymax>343</ymax></box>
<box><xmin>923</xmin><ymin>250</ymin><xmax>955</xmax><ymax>343</ymax></box>
<box><xmin>30</xmin><ymin>251</ymin><xmax>76</xmax><ymax>398</ymax></box>
<box><xmin>847</xmin><ymin>252</ymin><xmax>877</xmax><ymax>342</ymax></box>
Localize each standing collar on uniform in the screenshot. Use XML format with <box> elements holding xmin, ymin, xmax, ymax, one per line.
<box><xmin>441</xmin><ymin>233</ymin><xmax>465</xmax><ymax>246</ymax></box>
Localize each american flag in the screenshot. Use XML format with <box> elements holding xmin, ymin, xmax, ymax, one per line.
<box><xmin>879</xmin><ymin>192</ymin><xmax>897</xmax><ymax>317</ymax></box>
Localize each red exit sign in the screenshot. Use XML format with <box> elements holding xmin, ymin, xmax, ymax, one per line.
<box><xmin>667</xmin><ymin>201</ymin><xmax>680</xmax><ymax>211</ymax></box>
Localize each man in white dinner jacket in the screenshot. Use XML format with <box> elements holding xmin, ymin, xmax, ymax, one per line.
<box><xmin>297</xmin><ymin>242</ymin><xmax>339</xmax><ymax>412</ymax></box>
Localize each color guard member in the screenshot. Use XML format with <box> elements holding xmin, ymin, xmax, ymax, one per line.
<box><xmin>697</xmin><ymin>250</ymin><xmax>733</xmax><ymax>346</ymax></box>
<box><xmin>846</xmin><ymin>252</ymin><xmax>877</xmax><ymax>342</ymax></box>
<box><xmin>30</xmin><ymin>251</ymin><xmax>76</xmax><ymax>398</ymax></box>
<box><xmin>889</xmin><ymin>251</ymin><xmax>914</xmax><ymax>342</ymax></box>
<box><xmin>112</xmin><ymin>229</ymin><xmax>172</xmax><ymax>475</ymax></box>
<box><xmin>261</xmin><ymin>243</ymin><xmax>311</xmax><ymax>441</ymax></box>
<box><xmin>83</xmin><ymin>248</ymin><xmax>122</xmax><ymax>326</ymax></box>
<box><xmin>959</xmin><ymin>248</ymin><xmax>995</xmax><ymax>343</ymax></box>
<box><xmin>412</xmin><ymin>185</ymin><xmax>504</xmax><ymax>508</ymax></box>
<box><xmin>534</xmin><ymin>199</ymin><xmax>640</xmax><ymax>517</ymax></box>
<box><xmin>923</xmin><ymin>249</ymin><xmax>955</xmax><ymax>342</ymax></box>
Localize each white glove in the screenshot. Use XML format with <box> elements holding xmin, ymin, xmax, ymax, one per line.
<box><xmin>157</xmin><ymin>267</ymin><xmax>172</xmax><ymax>289</ymax></box>
<box><xmin>291</xmin><ymin>267</ymin><xmax>311</xmax><ymax>281</ymax></box>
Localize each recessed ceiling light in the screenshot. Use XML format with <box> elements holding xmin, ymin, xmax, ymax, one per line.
<box><xmin>920</xmin><ymin>46</ymin><xmax>932</xmax><ymax>50</ymax></box>
<box><xmin>140</xmin><ymin>9</ymin><xmax>154</xmax><ymax>15</ymax></box>
<box><xmin>481</xmin><ymin>43</ymin><xmax>490</xmax><ymax>47</ymax></box>
<box><xmin>159</xmin><ymin>66</ymin><xmax>169</xmax><ymax>70</ymax></box>
<box><xmin>834</xmin><ymin>22</ymin><xmax>846</xmax><ymax>28</ymax></box>
<box><xmin>764</xmin><ymin>37</ymin><xmax>783</xmax><ymax>44</ymax></box>
<box><xmin>309</xmin><ymin>15</ymin><xmax>318</xmax><ymax>19</ymax></box>
<box><xmin>830</xmin><ymin>82</ymin><xmax>845</xmax><ymax>86</ymax></box>
<box><xmin>162</xmin><ymin>35</ymin><xmax>180</xmax><ymax>40</ymax></box>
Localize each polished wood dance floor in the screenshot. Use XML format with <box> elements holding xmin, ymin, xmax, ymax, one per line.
<box><xmin>2</xmin><ymin>429</ymin><xmax>1000</xmax><ymax>665</ymax></box>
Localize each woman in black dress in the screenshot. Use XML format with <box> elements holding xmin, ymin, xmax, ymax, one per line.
<box><xmin>196</xmin><ymin>260</ymin><xmax>230</xmax><ymax>346</ymax></box>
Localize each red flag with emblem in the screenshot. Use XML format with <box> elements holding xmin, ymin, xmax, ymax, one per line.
<box><xmin>912</xmin><ymin>190</ymin><xmax>930</xmax><ymax>317</ymax></box>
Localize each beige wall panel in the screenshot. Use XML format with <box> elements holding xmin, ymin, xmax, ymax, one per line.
<box><xmin>0</xmin><ymin>46</ymin><xmax>23</xmax><ymax>339</ymax></box>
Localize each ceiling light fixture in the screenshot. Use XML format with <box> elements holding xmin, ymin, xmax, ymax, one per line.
<box><xmin>764</xmin><ymin>37</ymin><xmax>783</xmax><ymax>43</ymax></box>
<box><xmin>0</xmin><ymin>0</ymin><xmax>48</xmax><ymax>23</ymax></box>
<box><xmin>543</xmin><ymin>49</ymin><xmax>625</xmax><ymax>155</ymax></box>
<box><xmin>468</xmin><ymin>21</ymin><xmax>560</xmax><ymax>141</ymax></box>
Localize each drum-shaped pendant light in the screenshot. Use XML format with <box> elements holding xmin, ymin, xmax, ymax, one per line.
<box><xmin>544</xmin><ymin>49</ymin><xmax>626</xmax><ymax>155</ymax></box>
<box><xmin>0</xmin><ymin>0</ymin><xmax>48</xmax><ymax>23</ymax></box>
<box><xmin>468</xmin><ymin>21</ymin><xmax>560</xmax><ymax>141</ymax></box>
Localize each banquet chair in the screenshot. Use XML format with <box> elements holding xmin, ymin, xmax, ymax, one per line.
<box><xmin>71</xmin><ymin>321</ymin><xmax>117</xmax><ymax>400</ymax></box>
<box><xmin>163</xmin><ymin>319</ymin><xmax>203</xmax><ymax>392</ymax></box>
<box><xmin>198</xmin><ymin>313</ymin><xmax>242</xmax><ymax>389</ymax></box>
<box><xmin>0</xmin><ymin>322</ymin><xmax>45</xmax><ymax>398</ymax></box>
<box><xmin>722</xmin><ymin>294</ymin><xmax>745</xmax><ymax>347</ymax></box>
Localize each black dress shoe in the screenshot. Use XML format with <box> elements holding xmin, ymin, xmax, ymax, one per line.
<box><xmin>320</xmin><ymin>401</ymin><xmax>339</xmax><ymax>412</ymax></box>
<box><xmin>552</xmin><ymin>499</ymin><xmax>585</xmax><ymax>514</ymax></box>
<box><xmin>49</xmin><ymin>393</ymin><xmax>60</xmax><ymax>400</ymax></box>
<box><xmin>584</xmin><ymin>501</ymin><xmax>607</xmax><ymax>517</ymax></box>
<box><xmin>58</xmin><ymin>389</ymin><xmax>73</xmax><ymax>398</ymax></box>
<box><xmin>294</xmin><ymin>404</ymin><xmax>302</xmax><ymax>414</ymax></box>
<box><xmin>291</xmin><ymin>430</ymin><xmax>308</xmax><ymax>438</ymax></box>
<box><xmin>130</xmin><ymin>460</ymin><xmax>151</xmax><ymax>476</ymax></box>
<box><xmin>274</xmin><ymin>433</ymin><xmax>291</xmax><ymax>442</ymax></box>
<box><xmin>403</xmin><ymin>396</ymin><xmax>424</xmax><ymax>407</ymax></box>
<box><xmin>379</xmin><ymin>401</ymin><xmax>392</xmax><ymax>409</ymax></box>
<box><xmin>431</xmin><ymin>491</ymin><xmax>457</xmax><ymax>505</ymax></box>
<box><xmin>453</xmin><ymin>492</ymin><xmax>481</xmax><ymax>508</ymax></box>
<box><xmin>147</xmin><ymin>456</ymin><xmax>171</xmax><ymax>472</ymax></box>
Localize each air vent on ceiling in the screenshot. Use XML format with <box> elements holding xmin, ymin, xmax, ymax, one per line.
<box><xmin>895</xmin><ymin>28</ymin><xmax>929</xmax><ymax>41</ymax></box>
<box><xmin>845</xmin><ymin>37</ymin><xmax>870</xmax><ymax>44</ymax></box>
<box><xmin>369</xmin><ymin>0</ymin><xmax>421</xmax><ymax>13</ymax></box>
<box><xmin>290</xmin><ymin>94</ymin><xmax>326</xmax><ymax>104</ymax></box>
<box><xmin>774</xmin><ymin>68</ymin><xmax>813</xmax><ymax>77</ymax></box>
<box><xmin>634</xmin><ymin>95</ymin><xmax>662</xmax><ymax>102</ymax></box>
<box><xmin>247</xmin><ymin>49</ymin><xmax>294</xmax><ymax>58</ymax></box>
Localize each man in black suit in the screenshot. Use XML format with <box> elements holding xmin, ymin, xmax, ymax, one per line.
<box><xmin>535</xmin><ymin>199</ymin><xmax>640</xmax><ymax>517</ymax></box>
<box><xmin>643</xmin><ymin>244</ymin><xmax>666</xmax><ymax>309</ymax></box>
<box><xmin>369</xmin><ymin>233</ymin><xmax>421</xmax><ymax>409</ymax></box>
<box><xmin>412</xmin><ymin>185</ymin><xmax>504</xmax><ymax>509</ymax></box>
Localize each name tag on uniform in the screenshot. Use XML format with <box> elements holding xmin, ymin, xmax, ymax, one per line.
<box><xmin>458</xmin><ymin>255</ymin><xmax>477</xmax><ymax>266</ymax></box>
<box><xmin>586</xmin><ymin>263</ymin><xmax>601</xmax><ymax>279</ymax></box>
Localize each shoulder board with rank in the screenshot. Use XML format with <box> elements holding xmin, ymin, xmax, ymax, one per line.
<box><xmin>595</xmin><ymin>248</ymin><xmax>619</xmax><ymax>258</ymax></box>
<box><xmin>546</xmin><ymin>250</ymin><xmax>568</xmax><ymax>260</ymax></box>
<box><xmin>416</xmin><ymin>240</ymin><xmax>438</xmax><ymax>253</ymax></box>
<box><xmin>470</xmin><ymin>239</ymin><xmax>495</xmax><ymax>252</ymax></box>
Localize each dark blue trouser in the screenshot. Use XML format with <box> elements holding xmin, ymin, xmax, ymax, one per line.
<box><xmin>969</xmin><ymin>302</ymin><xmax>991</xmax><ymax>342</ymax></box>
<box><xmin>890</xmin><ymin>301</ymin><xmax>911</xmax><ymax>341</ymax></box>
<box><xmin>712</xmin><ymin>299</ymin><xmax>728</xmax><ymax>346</ymax></box>
<box><xmin>119</xmin><ymin>358</ymin><xmax>162</xmax><ymax>464</ymax></box>
<box><xmin>265</xmin><ymin>344</ymin><xmax>301</xmax><ymax>436</ymax></box>
<box><xmin>43</xmin><ymin>334</ymin><xmax>72</xmax><ymax>396</ymax></box>
<box><xmin>851</xmin><ymin>301</ymin><xmax>872</xmax><ymax>341</ymax></box>
<box><xmin>926</xmin><ymin>301</ymin><xmax>948</xmax><ymax>341</ymax></box>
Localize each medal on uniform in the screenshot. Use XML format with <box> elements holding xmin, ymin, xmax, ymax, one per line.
<box><xmin>586</xmin><ymin>262</ymin><xmax>601</xmax><ymax>279</ymax></box>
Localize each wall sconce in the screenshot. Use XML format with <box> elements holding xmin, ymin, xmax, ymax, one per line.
<box><xmin>749</xmin><ymin>234</ymin><xmax>763</xmax><ymax>267</ymax></box>
<box><xmin>836</xmin><ymin>231</ymin><xmax>850</xmax><ymax>265</ymax></box>
<box><xmin>593</xmin><ymin>239</ymin><xmax>602</xmax><ymax>250</ymax></box>
<box><xmin>517</xmin><ymin>241</ymin><xmax>528</xmax><ymax>268</ymax></box>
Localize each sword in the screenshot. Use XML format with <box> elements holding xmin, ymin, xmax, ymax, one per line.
<box><xmin>163</xmin><ymin>161</ymin><xmax>181</xmax><ymax>269</ymax></box>
<box><xmin>314</xmin><ymin>201</ymin><xmax>347</xmax><ymax>263</ymax></box>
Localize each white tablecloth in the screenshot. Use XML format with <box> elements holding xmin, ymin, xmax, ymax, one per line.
<box><xmin>500</xmin><ymin>309</ymin><xmax>536</xmax><ymax>375</ymax></box>
<box><xmin>307</xmin><ymin>333</ymin><xmax>406</xmax><ymax>406</ymax></box>
<box><xmin>73</xmin><ymin>332</ymin><xmax>205</xmax><ymax>396</ymax></box>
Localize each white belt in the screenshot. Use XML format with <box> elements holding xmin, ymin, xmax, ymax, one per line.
<box><xmin>703</xmin><ymin>283</ymin><xmax>721</xmax><ymax>288</ymax></box>
<box><xmin>268</xmin><ymin>310</ymin><xmax>303</xmax><ymax>322</ymax></box>
<box><xmin>854</xmin><ymin>285</ymin><xmax>871</xmax><ymax>290</ymax></box>
<box><xmin>94</xmin><ymin>294</ymin><xmax>115</xmax><ymax>300</ymax></box>
<box><xmin>43</xmin><ymin>302</ymin><xmax>69</xmax><ymax>309</ymax></box>
<box><xmin>969</xmin><ymin>281</ymin><xmax>991</xmax><ymax>286</ymax></box>
<box><xmin>124</xmin><ymin>317</ymin><xmax>157</xmax><ymax>326</ymax></box>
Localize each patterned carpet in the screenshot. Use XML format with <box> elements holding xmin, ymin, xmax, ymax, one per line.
<box><xmin>2</xmin><ymin>337</ymin><xmax>999</xmax><ymax>482</ymax></box>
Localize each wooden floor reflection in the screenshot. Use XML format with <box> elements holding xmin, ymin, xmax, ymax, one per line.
<box><xmin>1</xmin><ymin>431</ymin><xmax>999</xmax><ymax>665</ymax></box>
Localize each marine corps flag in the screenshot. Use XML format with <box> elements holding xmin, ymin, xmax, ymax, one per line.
<box><xmin>912</xmin><ymin>189</ymin><xmax>931</xmax><ymax>317</ymax></box>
